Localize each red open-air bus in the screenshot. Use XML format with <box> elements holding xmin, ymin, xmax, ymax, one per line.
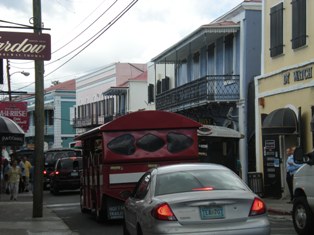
<box><xmin>75</xmin><ymin>110</ymin><xmax>201</xmax><ymax>221</ymax></box>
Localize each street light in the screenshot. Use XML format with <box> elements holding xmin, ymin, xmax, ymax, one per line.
<box><xmin>6</xmin><ymin>59</ymin><xmax>30</xmax><ymax>101</ymax></box>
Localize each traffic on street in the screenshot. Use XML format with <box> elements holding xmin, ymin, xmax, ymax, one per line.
<box><xmin>44</xmin><ymin>190</ymin><xmax>297</xmax><ymax>235</ymax></box>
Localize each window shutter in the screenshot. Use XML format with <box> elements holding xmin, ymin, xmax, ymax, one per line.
<box><xmin>225</xmin><ymin>34</ymin><xmax>234</xmax><ymax>75</ymax></box>
<box><xmin>148</xmin><ymin>84</ymin><xmax>154</xmax><ymax>103</ymax></box>
<box><xmin>291</xmin><ymin>0</ymin><xmax>306</xmax><ymax>49</ymax></box>
<box><xmin>161</xmin><ymin>76</ymin><xmax>170</xmax><ymax>92</ymax></box>
<box><xmin>164</xmin><ymin>76</ymin><xmax>170</xmax><ymax>91</ymax></box>
<box><xmin>270</xmin><ymin>3</ymin><xmax>284</xmax><ymax>57</ymax></box>
<box><xmin>161</xmin><ymin>78</ymin><xmax>165</xmax><ymax>92</ymax></box>
<box><xmin>157</xmin><ymin>80</ymin><xmax>161</xmax><ymax>94</ymax></box>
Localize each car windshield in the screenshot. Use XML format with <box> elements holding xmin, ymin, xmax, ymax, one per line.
<box><xmin>45</xmin><ymin>150</ymin><xmax>81</xmax><ymax>165</ymax></box>
<box><xmin>155</xmin><ymin>169</ymin><xmax>247</xmax><ymax>196</ymax></box>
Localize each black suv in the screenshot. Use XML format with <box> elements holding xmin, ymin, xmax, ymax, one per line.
<box><xmin>44</xmin><ymin>148</ymin><xmax>82</xmax><ymax>189</ymax></box>
<box><xmin>49</xmin><ymin>156</ymin><xmax>82</xmax><ymax>194</ymax></box>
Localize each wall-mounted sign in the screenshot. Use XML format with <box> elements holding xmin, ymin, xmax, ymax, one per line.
<box><xmin>0</xmin><ymin>31</ymin><xmax>51</xmax><ymax>60</ymax></box>
<box><xmin>283</xmin><ymin>66</ymin><xmax>313</xmax><ymax>85</ymax></box>
<box><xmin>0</xmin><ymin>101</ymin><xmax>29</xmax><ymax>132</ymax></box>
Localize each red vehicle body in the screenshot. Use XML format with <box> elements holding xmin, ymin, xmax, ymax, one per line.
<box><xmin>75</xmin><ymin>110</ymin><xmax>201</xmax><ymax>221</ymax></box>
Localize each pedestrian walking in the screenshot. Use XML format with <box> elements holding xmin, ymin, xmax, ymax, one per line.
<box><xmin>18</xmin><ymin>158</ymin><xmax>25</xmax><ymax>193</ymax></box>
<box><xmin>286</xmin><ymin>146</ymin><xmax>303</xmax><ymax>202</ymax></box>
<box><xmin>3</xmin><ymin>159</ymin><xmax>11</xmax><ymax>194</ymax></box>
<box><xmin>7</xmin><ymin>160</ymin><xmax>21</xmax><ymax>200</ymax></box>
<box><xmin>21</xmin><ymin>156</ymin><xmax>32</xmax><ymax>192</ymax></box>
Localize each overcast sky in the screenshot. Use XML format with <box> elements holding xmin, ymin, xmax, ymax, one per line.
<box><xmin>0</xmin><ymin>0</ymin><xmax>243</xmax><ymax>93</ymax></box>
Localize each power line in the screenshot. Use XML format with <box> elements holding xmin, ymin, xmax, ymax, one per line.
<box><xmin>45</xmin><ymin>0</ymin><xmax>119</xmax><ymax>66</ymax></box>
<box><xmin>9</xmin><ymin>0</ymin><xmax>115</xmax><ymax>68</ymax></box>
<box><xmin>7</xmin><ymin>0</ymin><xmax>139</xmax><ymax>90</ymax></box>
<box><xmin>44</xmin><ymin>0</ymin><xmax>138</xmax><ymax>77</ymax></box>
<box><xmin>52</xmin><ymin>0</ymin><xmax>112</xmax><ymax>54</ymax></box>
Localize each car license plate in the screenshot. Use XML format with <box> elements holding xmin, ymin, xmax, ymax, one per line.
<box><xmin>71</xmin><ymin>172</ymin><xmax>79</xmax><ymax>177</ymax></box>
<box><xmin>200</xmin><ymin>206</ymin><xmax>224</xmax><ymax>220</ymax></box>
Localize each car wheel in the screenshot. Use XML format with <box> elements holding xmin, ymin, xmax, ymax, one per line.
<box><xmin>95</xmin><ymin>207</ymin><xmax>107</xmax><ymax>223</ymax></box>
<box><xmin>49</xmin><ymin>183</ymin><xmax>54</xmax><ymax>194</ymax></box>
<box><xmin>80</xmin><ymin>190</ymin><xmax>89</xmax><ymax>213</ymax></box>
<box><xmin>95</xmin><ymin>198</ymin><xmax>107</xmax><ymax>223</ymax></box>
<box><xmin>95</xmin><ymin>208</ymin><xmax>103</xmax><ymax>223</ymax></box>
<box><xmin>51</xmin><ymin>183</ymin><xmax>59</xmax><ymax>195</ymax></box>
<box><xmin>123</xmin><ymin>220</ymin><xmax>130</xmax><ymax>235</ymax></box>
<box><xmin>137</xmin><ymin>224</ymin><xmax>143</xmax><ymax>235</ymax></box>
<box><xmin>293</xmin><ymin>196</ymin><xmax>314</xmax><ymax>235</ymax></box>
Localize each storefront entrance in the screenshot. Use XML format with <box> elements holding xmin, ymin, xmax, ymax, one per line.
<box><xmin>262</xmin><ymin>108</ymin><xmax>298</xmax><ymax>198</ymax></box>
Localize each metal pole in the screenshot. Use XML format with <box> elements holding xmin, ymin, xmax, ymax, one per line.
<box><xmin>6</xmin><ymin>59</ymin><xmax>11</xmax><ymax>101</ymax></box>
<box><xmin>32</xmin><ymin>0</ymin><xmax>45</xmax><ymax>218</ymax></box>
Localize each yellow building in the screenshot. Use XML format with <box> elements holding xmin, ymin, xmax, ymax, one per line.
<box><xmin>255</xmin><ymin>0</ymin><xmax>314</xmax><ymax>198</ymax></box>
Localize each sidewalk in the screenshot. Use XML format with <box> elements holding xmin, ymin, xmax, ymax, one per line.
<box><xmin>0</xmin><ymin>192</ymin><xmax>292</xmax><ymax>235</ymax></box>
<box><xmin>0</xmin><ymin>191</ymin><xmax>77</xmax><ymax>235</ymax></box>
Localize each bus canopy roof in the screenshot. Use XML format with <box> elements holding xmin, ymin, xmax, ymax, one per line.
<box><xmin>198</xmin><ymin>125</ymin><xmax>244</xmax><ymax>139</ymax></box>
<box><xmin>76</xmin><ymin>110</ymin><xmax>201</xmax><ymax>140</ymax></box>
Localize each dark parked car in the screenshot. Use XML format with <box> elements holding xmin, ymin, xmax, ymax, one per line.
<box><xmin>44</xmin><ymin>148</ymin><xmax>82</xmax><ymax>189</ymax></box>
<box><xmin>49</xmin><ymin>156</ymin><xmax>82</xmax><ymax>194</ymax></box>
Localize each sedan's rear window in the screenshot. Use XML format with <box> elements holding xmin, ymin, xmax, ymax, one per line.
<box><xmin>155</xmin><ymin>170</ymin><xmax>247</xmax><ymax>196</ymax></box>
<box><xmin>59</xmin><ymin>158</ymin><xmax>82</xmax><ymax>170</ymax></box>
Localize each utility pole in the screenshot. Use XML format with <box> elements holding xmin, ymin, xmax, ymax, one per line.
<box><xmin>6</xmin><ymin>59</ymin><xmax>11</xmax><ymax>101</ymax></box>
<box><xmin>32</xmin><ymin>0</ymin><xmax>45</xmax><ymax>218</ymax></box>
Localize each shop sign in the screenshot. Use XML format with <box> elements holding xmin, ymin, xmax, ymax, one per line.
<box><xmin>0</xmin><ymin>101</ymin><xmax>29</xmax><ymax>132</ymax></box>
<box><xmin>0</xmin><ymin>31</ymin><xmax>51</xmax><ymax>60</ymax></box>
<box><xmin>283</xmin><ymin>66</ymin><xmax>313</xmax><ymax>85</ymax></box>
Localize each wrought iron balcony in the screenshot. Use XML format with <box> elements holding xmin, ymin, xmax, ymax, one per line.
<box><xmin>73</xmin><ymin>113</ymin><xmax>125</xmax><ymax>128</ymax></box>
<box><xmin>73</xmin><ymin>117</ymin><xmax>92</xmax><ymax>128</ymax></box>
<box><xmin>25</xmin><ymin>125</ymin><xmax>54</xmax><ymax>137</ymax></box>
<box><xmin>156</xmin><ymin>75</ymin><xmax>240</xmax><ymax>111</ymax></box>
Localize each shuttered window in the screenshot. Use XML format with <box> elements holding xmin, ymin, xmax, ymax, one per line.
<box><xmin>291</xmin><ymin>0</ymin><xmax>306</xmax><ymax>49</ymax></box>
<box><xmin>162</xmin><ymin>76</ymin><xmax>170</xmax><ymax>92</ymax></box>
<box><xmin>156</xmin><ymin>80</ymin><xmax>161</xmax><ymax>94</ymax></box>
<box><xmin>225</xmin><ymin>34</ymin><xmax>234</xmax><ymax>75</ymax></box>
<box><xmin>270</xmin><ymin>3</ymin><xmax>284</xmax><ymax>57</ymax></box>
<box><xmin>148</xmin><ymin>84</ymin><xmax>154</xmax><ymax>103</ymax></box>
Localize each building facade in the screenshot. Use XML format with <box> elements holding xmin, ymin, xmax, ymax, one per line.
<box><xmin>19</xmin><ymin>79</ymin><xmax>77</xmax><ymax>149</ymax></box>
<box><xmin>255</xmin><ymin>0</ymin><xmax>314</xmax><ymax>198</ymax></box>
<box><xmin>149</xmin><ymin>0</ymin><xmax>262</xmax><ymax>182</ymax></box>
<box><xmin>74</xmin><ymin>62</ymin><xmax>147</xmax><ymax>134</ymax></box>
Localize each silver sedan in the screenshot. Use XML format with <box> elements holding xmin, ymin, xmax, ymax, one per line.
<box><xmin>123</xmin><ymin>163</ymin><xmax>270</xmax><ymax>235</ymax></box>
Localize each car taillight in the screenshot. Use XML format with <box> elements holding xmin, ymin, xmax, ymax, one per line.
<box><xmin>43</xmin><ymin>170</ymin><xmax>47</xmax><ymax>175</ymax></box>
<box><xmin>249</xmin><ymin>197</ymin><xmax>266</xmax><ymax>216</ymax></box>
<box><xmin>55</xmin><ymin>171</ymin><xmax>60</xmax><ymax>175</ymax></box>
<box><xmin>192</xmin><ymin>187</ymin><xmax>214</xmax><ymax>191</ymax></box>
<box><xmin>151</xmin><ymin>203</ymin><xmax>177</xmax><ymax>221</ymax></box>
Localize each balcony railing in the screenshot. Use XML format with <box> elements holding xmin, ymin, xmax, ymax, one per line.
<box><xmin>25</xmin><ymin>125</ymin><xmax>54</xmax><ymax>137</ymax></box>
<box><xmin>73</xmin><ymin>117</ymin><xmax>92</xmax><ymax>128</ymax></box>
<box><xmin>156</xmin><ymin>75</ymin><xmax>240</xmax><ymax>111</ymax></box>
